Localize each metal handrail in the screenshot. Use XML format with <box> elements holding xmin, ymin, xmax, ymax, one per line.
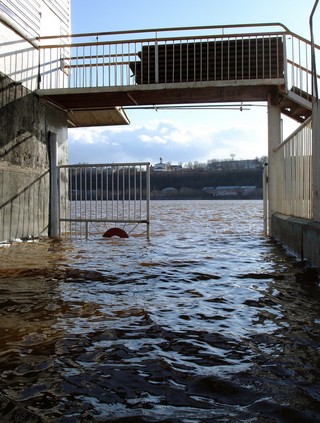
<box><xmin>38</xmin><ymin>22</ymin><xmax>291</xmax><ymax>40</ymax></box>
<box><xmin>40</xmin><ymin>32</ymin><xmax>285</xmax><ymax>50</ymax></box>
<box><xmin>37</xmin><ymin>22</ymin><xmax>319</xmax><ymax>52</ymax></box>
<box><xmin>273</xmin><ymin>116</ymin><xmax>312</xmax><ymax>152</ymax></box>
<box><xmin>59</xmin><ymin>161</ymin><xmax>150</xmax><ymax>168</ymax></box>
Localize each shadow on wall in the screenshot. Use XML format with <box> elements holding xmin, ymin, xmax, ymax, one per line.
<box><xmin>0</xmin><ymin>169</ymin><xmax>50</xmax><ymax>242</ymax></box>
<box><xmin>0</xmin><ymin>72</ymin><xmax>51</xmax><ymax>242</ymax></box>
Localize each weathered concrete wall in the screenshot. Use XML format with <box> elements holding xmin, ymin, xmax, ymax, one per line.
<box><xmin>0</xmin><ymin>71</ymin><xmax>68</xmax><ymax>242</ymax></box>
<box><xmin>272</xmin><ymin>212</ymin><xmax>320</xmax><ymax>267</ymax></box>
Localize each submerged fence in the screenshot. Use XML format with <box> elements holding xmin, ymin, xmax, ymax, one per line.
<box><xmin>272</xmin><ymin>117</ymin><xmax>313</xmax><ymax>220</ymax></box>
<box><xmin>57</xmin><ymin>162</ymin><xmax>150</xmax><ymax>239</ymax></box>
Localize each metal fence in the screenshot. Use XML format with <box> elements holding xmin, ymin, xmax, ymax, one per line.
<box><xmin>272</xmin><ymin>117</ymin><xmax>313</xmax><ymax>220</ymax></box>
<box><xmin>36</xmin><ymin>23</ymin><xmax>319</xmax><ymax>100</ymax></box>
<box><xmin>57</xmin><ymin>162</ymin><xmax>150</xmax><ymax>239</ymax></box>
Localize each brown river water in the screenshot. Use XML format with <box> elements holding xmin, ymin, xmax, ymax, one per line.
<box><xmin>0</xmin><ymin>200</ymin><xmax>320</xmax><ymax>422</ymax></box>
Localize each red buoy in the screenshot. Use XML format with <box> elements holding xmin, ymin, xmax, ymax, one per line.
<box><xmin>103</xmin><ymin>228</ymin><xmax>129</xmax><ymax>238</ymax></box>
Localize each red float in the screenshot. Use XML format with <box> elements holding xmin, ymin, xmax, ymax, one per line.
<box><xmin>103</xmin><ymin>228</ymin><xmax>129</xmax><ymax>238</ymax></box>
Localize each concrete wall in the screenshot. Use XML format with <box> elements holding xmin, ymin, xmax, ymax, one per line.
<box><xmin>272</xmin><ymin>213</ymin><xmax>320</xmax><ymax>267</ymax></box>
<box><xmin>0</xmin><ymin>1</ymin><xmax>70</xmax><ymax>242</ymax></box>
<box><xmin>0</xmin><ymin>71</ymin><xmax>67</xmax><ymax>242</ymax></box>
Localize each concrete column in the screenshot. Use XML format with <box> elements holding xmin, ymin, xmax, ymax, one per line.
<box><xmin>267</xmin><ymin>97</ymin><xmax>282</xmax><ymax>235</ymax></box>
<box><xmin>313</xmin><ymin>101</ymin><xmax>320</xmax><ymax>222</ymax></box>
<box><xmin>48</xmin><ymin>131</ymin><xmax>59</xmax><ymax>238</ymax></box>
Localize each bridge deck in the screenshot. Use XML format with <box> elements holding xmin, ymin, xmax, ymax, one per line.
<box><xmin>40</xmin><ymin>79</ymin><xmax>311</xmax><ymax>125</ymax></box>
<box><xmin>40</xmin><ymin>79</ymin><xmax>283</xmax><ymax>109</ymax></box>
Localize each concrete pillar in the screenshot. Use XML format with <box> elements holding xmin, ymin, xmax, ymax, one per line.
<box><xmin>313</xmin><ymin>101</ymin><xmax>320</xmax><ymax>222</ymax></box>
<box><xmin>267</xmin><ymin>97</ymin><xmax>282</xmax><ymax>235</ymax></box>
<box><xmin>48</xmin><ymin>131</ymin><xmax>59</xmax><ymax>238</ymax></box>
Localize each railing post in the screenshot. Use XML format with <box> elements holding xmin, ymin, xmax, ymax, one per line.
<box><xmin>155</xmin><ymin>33</ymin><xmax>159</xmax><ymax>84</ymax></box>
<box><xmin>282</xmin><ymin>34</ymin><xmax>288</xmax><ymax>94</ymax></box>
<box><xmin>146</xmin><ymin>163</ymin><xmax>150</xmax><ymax>239</ymax></box>
<box><xmin>263</xmin><ymin>163</ymin><xmax>269</xmax><ymax>235</ymax></box>
<box><xmin>49</xmin><ymin>131</ymin><xmax>60</xmax><ymax>238</ymax></box>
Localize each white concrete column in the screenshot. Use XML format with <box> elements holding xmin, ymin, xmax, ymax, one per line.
<box><xmin>313</xmin><ymin>101</ymin><xmax>320</xmax><ymax>222</ymax></box>
<box><xmin>49</xmin><ymin>131</ymin><xmax>59</xmax><ymax>238</ymax></box>
<box><xmin>267</xmin><ymin>97</ymin><xmax>282</xmax><ymax>235</ymax></box>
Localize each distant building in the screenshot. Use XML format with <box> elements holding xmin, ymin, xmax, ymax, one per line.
<box><xmin>153</xmin><ymin>157</ymin><xmax>167</xmax><ymax>171</ymax></box>
<box><xmin>153</xmin><ymin>158</ymin><xmax>182</xmax><ymax>171</ymax></box>
<box><xmin>206</xmin><ymin>159</ymin><xmax>259</xmax><ymax>171</ymax></box>
<box><xmin>212</xmin><ymin>186</ymin><xmax>257</xmax><ymax>197</ymax></box>
<box><xmin>168</xmin><ymin>164</ymin><xmax>183</xmax><ymax>171</ymax></box>
<box><xmin>162</xmin><ymin>187</ymin><xmax>178</xmax><ymax>197</ymax></box>
<box><xmin>202</xmin><ymin>187</ymin><xmax>216</xmax><ymax>194</ymax></box>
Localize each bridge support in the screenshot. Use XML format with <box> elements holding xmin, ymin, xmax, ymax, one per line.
<box><xmin>267</xmin><ymin>97</ymin><xmax>282</xmax><ymax>236</ymax></box>
<box><xmin>49</xmin><ymin>131</ymin><xmax>60</xmax><ymax>238</ymax></box>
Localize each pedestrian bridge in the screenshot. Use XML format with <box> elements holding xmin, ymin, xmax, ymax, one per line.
<box><xmin>35</xmin><ymin>23</ymin><xmax>317</xmax><ymax>127</ymax></box>
<box><xmin>2</xmin><ymin>21</ymin><xmax>320</xmax><ymax>263</ymax></box>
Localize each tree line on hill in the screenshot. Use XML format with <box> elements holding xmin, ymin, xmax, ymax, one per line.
<box><xmin>68</xmin><ymin>165</ymin><xmax>264</xmax><ymax>200</ymax></box>
<box><xmin>150</xmin><ymin>168</ymin><xmax>263</xmax><ymax>199</ymax></box>
<box><xmin>151</xmin><ymin>168</ymin><xmax>262</xmax><ymax>190</ymax></box>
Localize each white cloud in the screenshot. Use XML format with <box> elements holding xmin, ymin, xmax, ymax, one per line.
<box><xmin>139</xmin><ymin>134</ymin><xmax>152</xmax><ymax>143</ymax></box>
<box><xmin>69</xmin><ymin>126</ymin><xmax>108</xmax><ymax>145</ymax></box>
<box><xmin>139</xmin><ymin>134</ymin><xmax>167</xmax><ymax>144</ymax></box>
<box><xmin>68</xmin><ymin>106</ymin><xmax>298</xmax><ymax>165</ymax></box>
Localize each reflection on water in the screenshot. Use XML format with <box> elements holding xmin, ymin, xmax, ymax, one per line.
<box><xmin>0</xmin><ymin>200</ymin><xmax>320</xmax><ymax>422</ymax></box>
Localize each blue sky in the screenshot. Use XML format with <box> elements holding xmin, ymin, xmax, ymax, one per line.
<box><xmin>68</xmin><ymin>0</ymin><xmax>319</xmax><ymax>165</ymax></box>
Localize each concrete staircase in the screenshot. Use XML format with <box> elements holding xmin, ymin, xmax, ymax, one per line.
<box><xmin>277</xmin><ymin>87</ymin><xmax>313</xmax><ymax>122</ymax></box>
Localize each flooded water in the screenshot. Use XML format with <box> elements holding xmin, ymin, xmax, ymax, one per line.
<box><xmin>0</xmin><ymin>200</ymin><xmax>320</xmax><ymax>422</ymax></box>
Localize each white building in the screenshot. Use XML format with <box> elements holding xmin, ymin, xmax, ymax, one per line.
<box><xmin>153</xmin><ymin>157</ymin><xmax>167</xmax><ymax>171</ymax></box>
<box><xmin>0</xmin><ymin>0</ymin><xmax>70</xmax><ymax>91</ymax></box>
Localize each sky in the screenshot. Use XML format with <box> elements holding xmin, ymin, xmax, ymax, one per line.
<box><xmin>68</xmin><ymin>0</ymin><xmax>320</xmax><ymax>165</ymax></box>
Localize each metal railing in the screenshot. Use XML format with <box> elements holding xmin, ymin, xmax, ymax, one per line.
<box><xmin>57</xmin><ymin>162</ymin><xmax>150</xmax><ymax>239</ymax></box>
<box><xmin>273</xmin><ymin>117</ymin><xmax>313</xmax><ymax>220</ymax></box>
<box><xmin>34</xmin><ymin>23</ymin><xmax>320</xmax><ymax>101</ymax></box>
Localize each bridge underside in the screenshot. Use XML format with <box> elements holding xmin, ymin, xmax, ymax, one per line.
<box><xmin>65</xmin><ymin>107</ymin><xmax>130</xmax><ymax>128</ymax></box>
<box><xmin>37</xmin><ymin>79</ymin><xmax>311</xmax><ymax>127</ymax></box>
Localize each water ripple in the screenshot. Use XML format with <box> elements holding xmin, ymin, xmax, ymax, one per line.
<box><xmin>0</xmin><ymin>200</ymin><xmax>320</xmax><ymax>422</ymax></box>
